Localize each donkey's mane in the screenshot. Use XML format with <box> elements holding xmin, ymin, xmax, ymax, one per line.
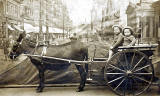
<box><xmin>17</xmin><ymin>32</ymin><xmax>26</xmax><ymax>42</ymax></box>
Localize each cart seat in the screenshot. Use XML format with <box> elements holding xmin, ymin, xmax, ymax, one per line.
<box><xmin>118</xmin><ymin>43</ymin><xmax>158</xmax><ymax>50</ymax></box>
<box><xmin>118</xmin><ymin>44</ymin><xmax>158</xmax><ymax>57</ymax></box>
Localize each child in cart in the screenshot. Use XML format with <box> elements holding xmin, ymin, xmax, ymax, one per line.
<box><xmin>122</xmin><ymin>26</ymin><xmax>136</xmax><ymax>46</ymax></box>
<box><xmin>107</xmin><ymin>25</ymin><xmax>123</xmax><ymax>61</ymax></box>
<box><xmin>107</xmin><ymin>26</ymin><xmax>136</xmax><ymax>62</ymax></box>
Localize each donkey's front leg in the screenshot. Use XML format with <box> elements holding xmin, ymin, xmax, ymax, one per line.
<box><xmin>75</xmin><ymin>64</ymin><xmax>87</xmax><ymax>92</ymax></box>
<box><xmin>37</xmin><ymin>65</ymin><xmax>45</xmax><ymax>92</ymax></box>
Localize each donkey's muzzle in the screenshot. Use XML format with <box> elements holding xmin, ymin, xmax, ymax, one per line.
<box><xmin>9</xmin><ymin>52</ymin><xmax>17</xmax><ymax>59</ymax></box>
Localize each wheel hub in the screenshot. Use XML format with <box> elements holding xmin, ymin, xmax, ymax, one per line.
<box><xmin>126</xmin><ymin>70</ymin><xmax>132</xmax><ymax>77</ymax></box>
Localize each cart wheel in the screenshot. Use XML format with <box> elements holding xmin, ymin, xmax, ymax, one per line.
<box><xmin>104</xmin><ymin>50</ymin><xmax>154</xmax><ymax>96</ymax></box>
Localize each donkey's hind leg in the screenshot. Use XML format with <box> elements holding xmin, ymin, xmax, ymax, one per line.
<box><xmin>36</xmin><ymin>65</ymin><xmax>45</xmax><ymax>93</ymax></box>
<box><xmin>75</xmin><ymin>64</ymin><xmax>87</xmax><ymax>92</ymax></box>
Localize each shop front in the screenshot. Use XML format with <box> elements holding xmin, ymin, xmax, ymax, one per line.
<box><xmin>152</xmin><ymin>0</ymin><xmax>160</xmax><ymax>56</ymax></box>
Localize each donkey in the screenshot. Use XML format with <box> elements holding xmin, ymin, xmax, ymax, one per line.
<box><xmin>9</xmin><ymin>32</ymin><xmax>88</xmax><ymax>92</ymax></box>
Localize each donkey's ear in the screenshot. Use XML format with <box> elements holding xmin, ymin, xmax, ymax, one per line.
<box><xmin>13</xmin><ymin>42</ymin><xmax>18</xmax><ymax>47</ymax></box>
<box><xmin>21</xmin><ymin>32</ymin><xmax>26</xmax><ymax>38</ymax></box>
<box><xmin>26</xmin><ymin>34</ymin><xmax>31</xmax><ymax>39</ymax></box>
<box><xmin>17</xmin><ymin>32</ymin><xmax>26</xmax><ymax>42</ymax></box>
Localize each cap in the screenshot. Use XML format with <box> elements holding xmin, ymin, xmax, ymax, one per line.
<box><xmin>112</xmin><ymin>25</ymin><xmax>122</xmax><ymax>29</ymax></box>
<box><xmin>122</xmin><ymin>26</ymin><xmax>134</xmax><ymax>35</ymax></box>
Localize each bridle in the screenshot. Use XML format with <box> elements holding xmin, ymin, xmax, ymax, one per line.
<box><xmin>10</xmin><ymin>35</ymin><xmax>24</xmax><ymax>58</ymax></box>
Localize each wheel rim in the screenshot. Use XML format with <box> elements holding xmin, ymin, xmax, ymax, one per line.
<box><xmin>104</xmin><ymin>50</ymin><xmax>154</xmax><ymax>96</ymax></box>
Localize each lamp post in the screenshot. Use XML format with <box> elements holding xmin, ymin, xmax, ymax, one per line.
<box><xmin>20</xmin><ymin>4</ymin><xmax>25</xmax><ymax>31</ymax></box>
<box><xmin>63</xmin><ymin>8</ymin><xmax>65</xmax><ymax>39</ymax></box>
<box><xmin>46</xmin><ymin>0</ymin><xmax>49</xmax><ymax>41</ymax></box>
<box><xmin>39</xmin><ymin>0</ymin><xmax>43</xmax><ymax>41</ymax></box>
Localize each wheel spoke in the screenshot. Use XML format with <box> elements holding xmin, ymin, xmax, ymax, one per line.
<box><xmin>131</xmin><ymin>77</ymin><xmax>140</xmax><ymax>94</ymax></box>
<box><xmin>106</xmin><ymin>73</ymin><xmax>125</xmax><ymax>75</ymax></box>
<box><xmin>133</xmin><ymin>72</ymin><xmax>152</xmax><ymax>75</ymax></box>
<box><xmin>124</xmin><ymin>52</ymin><xmax>129</xmax><ymax>70</ymax></box>
<box><xmin>108</xmin><ymin>76</ymin><xmax>124</xmax><ymax>84</ymax></box>
<box><xmin>106</xmin><ymin>67</ymin><xmax>116</xmax><ymax>73</ymax></box>
<box><xmin>123</xmin><ymin>78</ymin><xmax>127</xmax><ymax>96</ymax></box>
<box><xmin>109</xmin><ymin>64</ymin><xmax>126</xmax><ymax>73</ymax></box>
<box><xmin>117</xmin><ymin>55</ymin><xmax>127</xmax><ymax>71</ymax></box>
<box><xmin>129</xmin><ymin>78</ymin><xmax>134</xmax><ymax>95</ymax></box>
<box><xmin>134</xmin><ymin>75</ymin><xmax>150</xmax><ymax>83</ymax></box>
<box><xmin>132</xmin><ymin>56</ymin><xmax>145</xmax><ymax>71</ymax></box>
<box><xmin>132</xmin><ymin>77</ymin><xmax>139</xmax><ymax>85</ymax></box>
<box><xmin>130</xmin><ymin>52</ymin><xmax>136</xmax><ymax>69</ymax></box>
<box><xmin>114</xmin><ymin>78</ymin><xmax>125</xmax><ymax>91</ymax></box>
<box><xmin>133</xmin><ymin>64</ymin><xmax>150</xmax><ymax>72</ymax></box>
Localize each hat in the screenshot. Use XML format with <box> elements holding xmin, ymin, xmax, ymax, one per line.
<box><xmin>122</xmin><ymin>26</ymin><xmax>134</xmax><ymax>35</ymax></box>
<box><xmin>112</xmin><ymin>25</ymin><xmax>123</xmax><ymax>32</ymax></box>
<box><xmin>112</xmin><ymin>25</ymin><xmax>122</xmax><ymax>29</ymax></box>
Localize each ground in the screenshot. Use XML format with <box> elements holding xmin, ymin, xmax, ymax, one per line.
<box><xmin>0</xmin><ymin>86</ymin><xmax>160</xmax><ymax>96</ymax></box>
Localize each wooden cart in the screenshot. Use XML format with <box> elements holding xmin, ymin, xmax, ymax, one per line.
<box><xmin>25</xmin><ymin>44</ymin><xmax>158</xmax><ymax>96</ymax></box>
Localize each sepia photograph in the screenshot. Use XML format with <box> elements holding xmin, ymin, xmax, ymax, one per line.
<box><xmin>0</xmin><ymin>0</ymin><xmax>160</xmax><ymax>96</ymax></box>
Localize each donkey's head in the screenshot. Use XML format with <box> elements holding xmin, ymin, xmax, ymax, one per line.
<box><xmin>9</xmin><ymin>32</ymin><xmax>28</xmax><ymax>59</ymax></box>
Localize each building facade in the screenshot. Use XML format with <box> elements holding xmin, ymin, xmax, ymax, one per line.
<box><xmin>126</xmin><ymin>1</ymin><xmax>157</xmax><ymax>44</ymax></box>
<box><xmin>126</xmin><ymin>2</ymin><xmax>140</xmax><ymax>32</ymax></box>
<box><xmin>20</xmin><ymin>0</ymin><xmax>72</xmax><ymax>41</ymax></box>
<box><xmin>0</xmin><ymin>0</ymin><xmax>23</xmax><ymax>48</ymax></box>
<box><xmin>152</xmin><ymin>0</ymin><xmax>160</xmax><ymax>55</ymax></box>
<box><xmin>152</xmin><ymin>0</ymin><xmax>160</xmax><ymax>40</ymax></box>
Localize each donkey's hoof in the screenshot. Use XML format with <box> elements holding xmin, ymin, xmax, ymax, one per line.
<box><xmin>36</xmin><ymin>88</ymin><xmax>43</xmax><ymax>93</ymax></box>
<box><xmin>76</xmin><ymin>88</ymin><xmax>84</xmax><ymax>92</ymax></box>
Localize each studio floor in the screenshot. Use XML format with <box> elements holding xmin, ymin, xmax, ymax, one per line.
<box><xmin>0</xmin><ymin>86</ymin><xmax>160</xmax><ymax>96</ymax></box>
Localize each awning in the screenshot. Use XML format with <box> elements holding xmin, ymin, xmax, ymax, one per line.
<box><xmin>34</xmin><ymin>26</ymin><xmax>66</xmax><ymax>33</ymax></box>
<box><xmin>24</xmin><ymin>23</ymin><xmax>36</xmax><ymax>33</ymax></box>
<box><xmin>7</xmin><ymin>24</ymin><xmax>14</xmax><ymax>31</ymax></box>
<box><xmin>52</xmin><ymin>28</ymin><xmax>67</xmax><ymax>33</ymax></box>
<box><xmin>13</xmin><ymin>25</ymin><xmax>24</xmax><ymax>32</ymax></box>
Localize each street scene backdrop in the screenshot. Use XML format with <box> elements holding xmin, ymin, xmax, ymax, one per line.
<box><xmin>0</xmin><ymin>0</ymin><xmax>160</xmax><ymax>86</ymax></box>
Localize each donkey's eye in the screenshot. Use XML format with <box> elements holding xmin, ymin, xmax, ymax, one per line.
<box><xmin>13</xmin><ymin>47</ymin><xmax>16</xmax><ymax>51</ymax></box>
<box><xmin>13</xmin><ymin>45</ymin><xmax>18</xmax><ymax>48</ymax></box>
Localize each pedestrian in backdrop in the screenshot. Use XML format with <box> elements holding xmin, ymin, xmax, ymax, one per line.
<box><xmin>3</xmin><ymin>38</ymin><xmax>9</xmax><ymax>61</ymax></box>
<box><xmin>9</xmin><ymin>35</ymin><xmax>14</xmax><ymax>50</ymax></box>
<box><xmin>70</xmin><ymin>33</ymin><xmax>78</xmax><ymax>41</ymax></box>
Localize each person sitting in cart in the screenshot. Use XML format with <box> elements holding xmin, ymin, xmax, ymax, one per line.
<box><xmin>122</xmin><ymin>26</ymin><xmax>136</xmax><ymax>46</ymax></box>
<box><xmin>108</xmin><ymin>25</ymin><xmax>123</xmax><ymax>61</ymax></box>
<box><xmin>107</xmin><ymin>26</ymin><xmax>136</xmax><ymax>62</ymax></box>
